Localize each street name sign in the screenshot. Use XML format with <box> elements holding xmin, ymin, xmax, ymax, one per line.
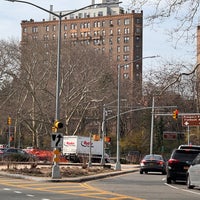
<box><xmin>182</xmin><ymin>115</ymin><xmax>200</xmax><ymax>127</ymax></box>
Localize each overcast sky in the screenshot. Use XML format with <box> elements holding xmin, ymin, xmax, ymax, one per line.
<box><xmin>0</xmin><ymin>0</ymin><xmax>197</xmax><ymax>70</ymax></box>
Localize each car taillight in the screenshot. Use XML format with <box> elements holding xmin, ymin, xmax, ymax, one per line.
<box><xmin>140</xmin><ymin>160</ymin><xmax>146</xmax><ymax>166</ymax></box>
<box><xmin>158</xmin><ymin>161</ymin><xmax>164</xmax><ymax>165</ymax></box>
<box><xmin>168</xmin><ymin>159</ymin><xmax>179</xmax><ymax>165</ymax></box>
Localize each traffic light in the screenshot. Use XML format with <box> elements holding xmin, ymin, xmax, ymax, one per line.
<box><xmin>93</xmin><ymin>134</ymin><xmax>100</xmax><ymax>141</ymax></box>
<box><xmin>53</xmin><ymin>120</ymin><xmax>63</xmax><ymax>132</ymax></box>
<box><xmin>7</xmin><ymin>117</ymin><xmax>12</xmax><ymax>125</ymax></box>
<box><xmin>173</xmin><ymin>109</ymin><xmax>179</xmax><ymax>120</ymax></box>
<box><xmin>104</xmin><ymin>136</ymin><xmax>111</xmax><ymax>143</ymax></box>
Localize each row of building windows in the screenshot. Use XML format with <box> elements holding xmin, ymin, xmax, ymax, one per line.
<box><xmin>24</xmin><ymin>17</ymin><xmax>142</xmax><ymax>34</ymax></box>
<box><xmin>45</xmin><ymin>18</ymin><xmax>134</xmax><ymax>31</ymax></box>
<box><xmin>27</xmin><ymin>26</ymin><xmax>141</xmax><ymax>36</ymax></box>
<box><xmin>35</xmin><ymin>31</ymin><xmax>141</xmax><ymax>43</ymax></box>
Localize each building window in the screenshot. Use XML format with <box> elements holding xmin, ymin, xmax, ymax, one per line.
<box><xmin>124</xmin><ymin>18</ymin><xmax>130</xmax><ymax>25</ymax></box>
<box><xmin>52</xmin><ymin>25</ymin><xmax>56</xmax><ymax>31</ymax></box>
<box><xmin>110</xmin><ymin>20</ymin><xmax>113</xmax><ymax>26</ymax></box>
<box><xmin>123</xmin><ymin>73</ymin><xmax>129</xmax><ymax>79</ymax></box>
<box><xmin>32</xmin><ymin>26</ymin><xmax>38</xmax><ymax>33</ymax></box>
<box><xmin>136</xmin><ymin>63</ymin><xmax>140</xmax><ymax>70</ymax></box>
<box><xmin>94</xmin><ymin>21</ymin><xmax>100</xmax><ymax>27</ymax></box>
<box><xmin>124</xmin><ymin>28</ymin><xmax>130</xmax><ymax>34</ymax></box>
<box><xmin>32</xmin><ymin>35</ymin><xmax>37</xmax><ymax>40</ymax></box>
<box><xmin>124</xmin><ymin>64</ymin><xmax>130</xmax><ymax>70</ymax></box>
<box><xmin>64</xmin><ymin>33</ymin><xmax>67</xmax><ymax>39</ymax></box>
<box><xmin>124</xmin><ymin>46</ymin><xmax>130</xmax><ymax>52</ymax></box>
<box><xmin>46</xmin><ymin>26</ymin><xmax>49</xmax><ymax>32</ymax></box>
<box><xmin>117</xmin><ymin>46</ymin><xmax>120</xmax><ymax>53</ymax></box>
<box><xmin>117</xmin><ymin>55</ymin><xmax>120</xmax><ymax>61</ymax></box>
<box><xmin>70</xmin><ymin>14</ymin><xmax>75</xmax><ymax>19</ymax></box>
<box><xmin>135</xmin><ymin>36</ymin><xmax>140</xmax><ymax>43</ymax></box>
<box><xmin>102</xmin><ymin>30</ymin><xmax>106</xmax><ymax>36</ymax></box>
<box><xmin>71</xmin><ymin>23</ymin><xmax>77</xmax><ymax>30</ymax></box>
<box><xmin>135</xmin><ymin>18</ymin><xmax>141</xmax><ymax>24</ymax></box>
<box><xmin>23</xmin><ymin>27</ymin><xmax>27</xmax><ymax>33</ymax></box>
<box><xmin>117</xmin><ymin>28</ymin><xmax>121</xmax><ymax>35</ymax></box>
<box><xmin>135</xmin><ymin>27</ymin><xmax>141</xmax><ymax>34</ymax></box>
<box><xmin>102</xmin><ymin>21</ymin><xmax>105</xmax><ymax>27</ymax></box>
<box><xmin>44</xmin><ymin>43</ymin><xmax>48</xmax><ymax>48</ymax></box>
<box><xmin>117</xmin><ymin>37</ymin><xmax>120</xmax><ymax>44</ymax></box>
<box><xmin>98</xmin><ymin>11</ymin><xmax>103</xmax><ymax>16</ymax></box>
<box><xmin>123</xmin><ymin>55</ymin><xmax>129</xmax><ymax>61</ymax></box>
<box><xmin>117</xmin><ymin>19</ymin><xmax>121</xmax><ymax>25</ymax></box>
<box><xmin>64</xmin><ymin>25</ymin><xmax>67</xmax><ymax>31</ymax></box>
<box><xmin>52</xmin><ymin>34</ymin><xmax>56</xmax><ymax>40</ymax></box>
<box><xmin>109</xmin><ymin>38</ymin><xmax>113</xmax><ymax>45</ymax></box>
<box><xmin>78</xmin><ymin>13</ymin><xmax>83</xmax><ymax>18</ymax></box>
<box><xmin>110</xmin><ymin>29</ymin><xmax>113</xmax><ymax>36</ymax></box>
<box><xmin>124</xmin><ymin>36</ymin><xmax>130</xmax><ymax>43</ymax></box>
<box><xmin>44</xmin><ymin>34</ymin><xmax>49</xmax><ymax>40</ymax></box>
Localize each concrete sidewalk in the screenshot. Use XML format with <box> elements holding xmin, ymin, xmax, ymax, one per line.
<box><xmin>0</xmin><ymin>164</ymin><xmax>139</xmax><ymax>182</ymax></box>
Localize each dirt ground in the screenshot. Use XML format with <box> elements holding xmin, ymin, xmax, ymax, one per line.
<box><xmin>1</xmin><ymin>164</ymin><xmax>113</xmax><ymax>177</ymax></box>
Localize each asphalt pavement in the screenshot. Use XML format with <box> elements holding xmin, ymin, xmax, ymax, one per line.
<box><xmin>0</xmin><ymin>163</ymin><xmax>140</xmax><ymax>182</ymax></box>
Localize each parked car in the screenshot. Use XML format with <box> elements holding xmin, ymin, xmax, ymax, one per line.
<box><xmin>140</xmin><ymin>154</ymin><xmax>166</xmax><ymax>174</ymax></box>
<box><xmin>178</xmin><ymin>144</ymin><xmax>200</xmax><ymax>151</ymax></box>
<box><xmin>0</xmin><ymin>148</ymin><xmax>36</xmax><ymax>162</ymax></box>
<box><xmin>166</xmin><ymin>149</ymin><xmax>200</xmax><ymax>184</ymax></box>
<box><xmin>186</xmin><ymin>153</ymin><xmax>200</xmax><ymax>189</ymax></box>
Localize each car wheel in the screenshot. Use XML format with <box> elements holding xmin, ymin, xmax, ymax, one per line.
<box><xmin>145</xmin><ymin>171</ymin><xmax>148</xmax><ymax>174</ymax></box>
<box><xmin>187</xmin><ymin>174</ymin><xmax>194</xmax><ymax>189</ymax></box>
<box><xmin>167</xmin><ymin>177</ymin><xmax>171</xmax><ymax>184</ymax></box>
<box><xmin>140</xmin><ymin>170</ymin><xmax>143</xmax><ymax>174</ymax></box>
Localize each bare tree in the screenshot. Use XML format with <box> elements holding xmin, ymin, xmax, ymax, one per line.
<box><xmin>128</xmin><ymin>0</ymin><xmax>200</xmax><ymax>44</ymax></box>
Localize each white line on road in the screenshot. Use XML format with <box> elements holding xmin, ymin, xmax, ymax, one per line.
<box><xmin>3</xmin><ymin>188</ymin><xmax>11</xmax><ymax>190</ymax></box>
<box><xmin>14</xmin><ymin>190</ymin><xmax>22</xmax><ymax>194</ymax></box>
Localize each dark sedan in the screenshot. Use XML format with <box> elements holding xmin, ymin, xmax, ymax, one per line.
<box><xmin>0</xmin><ymin>148</ymin><xmax>36</xmax><ymax>162</ymax></box>
<box><xmin>140</xmin><ymin>154</ymin><xmax>166</xmax><ymax>174</ymax></box>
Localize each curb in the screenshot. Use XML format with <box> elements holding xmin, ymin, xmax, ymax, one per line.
<box><xmin>0</xmin><ymin>167</ymin><xmax>139</xmax><ymax>182</ymax></box>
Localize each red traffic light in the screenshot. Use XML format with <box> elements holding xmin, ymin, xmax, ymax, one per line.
<box><xmin>173</xmin><ymin>109</ymin><xmax>179</xmax><ymax>120</ymax></box>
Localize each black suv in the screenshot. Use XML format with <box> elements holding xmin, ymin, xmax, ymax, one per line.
<box><xmin>166</xmin><ymin>149</ymin><xmax>200</xmax><ymax>184</ymax></box>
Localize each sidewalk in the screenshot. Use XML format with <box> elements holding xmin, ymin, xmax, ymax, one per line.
<box><xmin>0</xmin><ymin>164</ymin><xmax>140</xmax><ymax>182</ymax></box>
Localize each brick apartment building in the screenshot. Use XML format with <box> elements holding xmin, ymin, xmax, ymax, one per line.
<box><xmin>20</xmin><ymin>0</ymin><xmax>143</xmax><ymax>98</ymax></box>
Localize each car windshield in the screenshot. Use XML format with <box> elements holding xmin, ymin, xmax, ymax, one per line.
<box><xmin>173</xmin><ymin>150</ymin><xmax>200</xmax><ymax>162</ymax></box>
<box><xmin>144</xmin><ymin>155</ymin><xmax>163</xmax><ymax>160</ymax></box>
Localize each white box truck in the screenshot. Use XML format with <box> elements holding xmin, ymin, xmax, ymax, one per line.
<box><xmin>62</xmin><ymin>135</ymin><xmax>109</xmax><ymax>163</ymax></box>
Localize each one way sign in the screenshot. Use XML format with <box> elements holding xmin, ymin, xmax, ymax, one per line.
<box><xmin>51</xmin><ymin>133</ymin><xmax>63</xmax><ymax>148</ymax></box>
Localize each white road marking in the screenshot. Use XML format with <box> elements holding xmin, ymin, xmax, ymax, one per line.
<box><xmin>14</xmin><ymin>190</ymin><xmax>22</xmax><ymax>194</ymax></box>
<box><xmin>26</xmin><ymin>194</ymin><xmax>35</xmax><ymax>197</ymax></box>
<box><xmin>182</xmin><ymin>189</ymin><xmax>200</xmax><ymax>196</ymax></box>
<box><xmin>3</xmin><ymin>188</ymin><xmax>11</xmax><ymax>190</ymax></box>
<box><xmin>165</xmin><ymin>183</ymin><xmax>179</xmax><ymax>189</ymax></box>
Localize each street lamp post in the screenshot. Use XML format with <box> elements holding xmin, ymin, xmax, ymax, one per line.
<box><xmin>101</xmin><ymin>105</ymin><xmax>106</xmax><ymax>165</ymax></box>
<box><xmin>115</xmin><ymin>64</ymin><xmax>121</xmax><ymax>170</ymax></box>
<box><xmin>115</xmin><ymin>55</ymin><xmax>159</xmax><ymax>171</ymax></box>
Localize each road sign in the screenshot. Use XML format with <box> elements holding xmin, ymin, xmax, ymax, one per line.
<box><xmin>182</xmin><ymin>115</ymin><xmax>200</xmax><ymax>126</ymax></box>
<box><xmin>51</xmin><ymin>133</ymin><xmax>63</xmax><ymax>148</ymax></box>
<box><xmin>163</xmin><ymin>132</ymin><xmax>177</xmax><ymax>140</ymax></box>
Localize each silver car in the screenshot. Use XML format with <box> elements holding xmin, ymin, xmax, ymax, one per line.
<box><xmin>187</xmin><ymin>153</ymin><xmax>200</xmax><ymax>189</ymax></box>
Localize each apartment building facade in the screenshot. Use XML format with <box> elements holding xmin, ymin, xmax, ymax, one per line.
<box><xmin>20</xmin><ymin>0</ymin><xmax>143</xmax><ymax>98</ymax></box>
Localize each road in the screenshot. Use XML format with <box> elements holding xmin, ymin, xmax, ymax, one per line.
<box><xmin>0</xmin><ymin>171</ymin><xmax>200</xmax><ymax>200</ymax></box>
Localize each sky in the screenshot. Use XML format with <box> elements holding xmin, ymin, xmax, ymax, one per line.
<box><xmin>0</xmin><ymin>0</ymin><xmax>197</xmax><ymax>71</ymax></box>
